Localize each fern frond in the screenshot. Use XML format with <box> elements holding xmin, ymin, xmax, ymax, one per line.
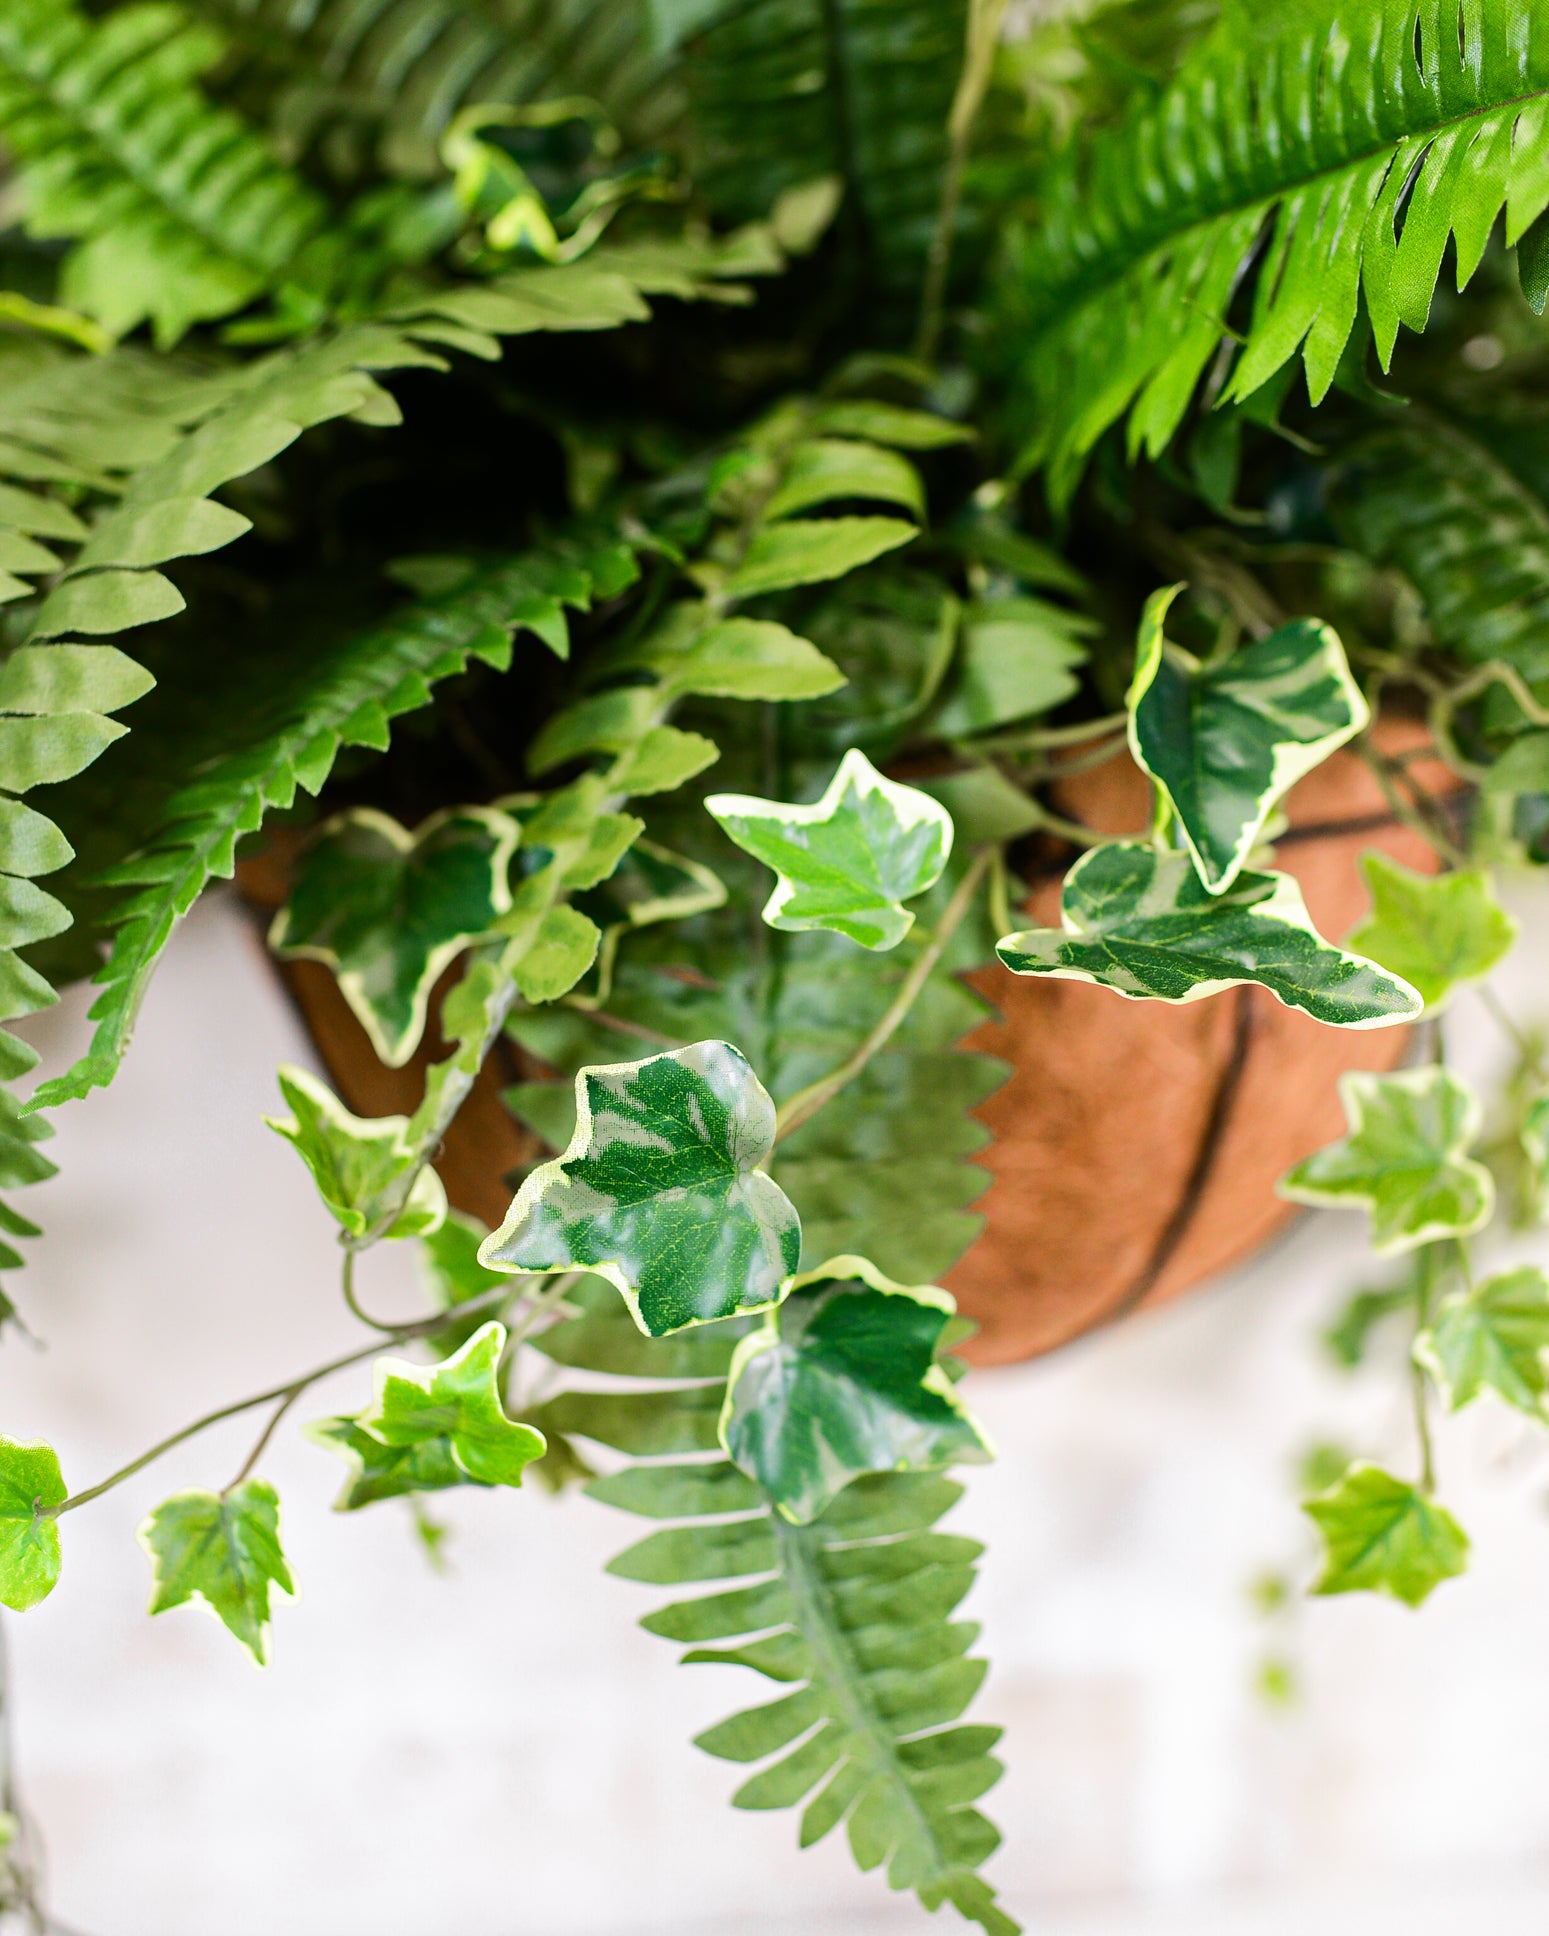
<box><xmin>33</xmin><ymin>534</ymin><xmax>637</xmax><ymax>1111</ymax></box>
<box><xmin>189</xmin><ymin>0</ymin><xmax>680</xmax><ymax>179</ymax></box>
<box><xmin>1010</xmin><ymin>0</ymin><xmax>1549</xmax><ymax>498</ymax></box>
<box><xmin>527</xmin><ymin>1278</ymin><xmax>1017</xmax><ymax>1936</ymax></box>
<box><xmin>666</xmin><ymin>0</ymin><xmax>962</xmax><ymax>301</ymax></box>
<box><xmin>0</xmin><ymin>0</ymin><xmax>335</xmax><ymax>346</ymax></box>
<box><xmin>1328</xmin><ymin>410</ymin><xmax>1549</xmax><ymax>693</ymax></box>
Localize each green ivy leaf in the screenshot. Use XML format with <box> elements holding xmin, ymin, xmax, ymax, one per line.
<box><xmin>1522</xmin><ymin>1096</ymin><xmax>1549</xmax><ymax>1215</ymax></box>
<box><xmin>269</xmin><ymin>806</ymin><xmax>521</xmax><ymax>1067</ymax></box>
<box><xmin>266</xmin><ymin>1065</ymin><xmax>447</xmax><ymax>1240</ymax></box>
<box><xmin>1128</xmin><ymin>589</ymin><xmax>1368</xmax><ymax>892</ymax></box>
<box><xmin>722</xmin><ymin>517</ymin><xmax>916</xmax><ymax>599</ymax></box>
<box><xmin>138</xmin><ymin>1480</ymin><xmax>295</xmax><ymax>1665</ymax></box>
<box><xmin>1345</xmin><ymin>855</ymin><xmax>1518</xmax><ymax>1012</ymax></box>
<box><xmin>930</xmin><ymin>597</ymin><xmax>1091</xmax><ymax>737</ymax></box>
<box><xmin>510</xmin><ymin>906</ymin><xmax>601</xmax><ymax>1004</ymax></box>
<box><xmin>763</xmin><ymin>439</ymin><xmax>925</xmax><ymax>521</ymax></box>
<box><xmin>995</xmin><ymin>843</ymin><xmax>1420</xmax><ymax>1027</ymax></box>
<box><xmin>707</xmin><ymin>749</ymin><xmax>953</xmax><ymax>951</ymax></box>
<box><xmin>1303</xmin><ymin>1464</ymin><xmax>1468</xmax><ymax>1608</ymax></box>
<box><xmin>1278</xmin><ymin>1068</ymin><xmax>1494</xmax><ymax>1254</ymax></box>
<box><xmin>718</xmin><ymin>1255</ymin><xmax>993</xmax><ymax>1525</ymax></box>
<box><xmin>1416</xmin><ymin>1265</ymin><xmax>1549</xmax><ymax>1419</ymax></box>
<box><xmin>654</xmin><ymin>615</ymin><xmax>846</xmax><ymax>701</ymax></box>
<box><xmin>479</xmin><ymin>1041</ymin><xmax>801</xmax><ymax>1336</ymax></box>
<box><xmin>315</xmin><ymin>1322</ymin><xmax>546</xmax><ymax>1506</ymax></box>
<box><xmin>308</xmin><ymin>1417</ymin><xmax>468</xmax><ymax>1509</ymax></box>
<box><xmin>0</xmin><ymin>1438</ymin><xmax>64</xmax><ymax>1612</ymax></box>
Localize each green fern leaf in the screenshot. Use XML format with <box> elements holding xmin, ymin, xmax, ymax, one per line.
<box><xmin>1012</xmin><ymin>0</ymin><xmax>1549</xmax><ymax>497</ymax></box>
<box><xmin>190</xmin><ymin>0</ymin><xmax>681</xmax><ymax>180</ymax></box>
<box><xmin>1327</xmin><ymin>411</ymin><xmax>1549</xmax><ymax>698</ymax></box>
<box><xmin>31</xmin><ymin>538</ymin><xmax>633</xmax><ymax>1111</ymax></box>
<box><xmin>528</xmin><ymin>1277</ymin><xmax>1018</xmax><ymax>1935</ymax></box>
<box><xmin>665</xmin><ymin>0</ymin><xmax>962</xmax><ymax>299</ymax></box>
<box><xmin>0</xmin><ymin>0</ymin><xmax>334</xmax><ymax>347</ymax></box>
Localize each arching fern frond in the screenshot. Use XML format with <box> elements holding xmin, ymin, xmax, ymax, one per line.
<box><xmin>1009</xmin><ymin>0</ymin><xmax>1549</xmax><ymax>499</ymax></box>
<box><xmin>1327</xmin><ymin>410</ymin><xmax>1549</xmax><ymax>696</ymax></box>
<box><xmin>661</xmin><ymin>0</ymin><xmax>963</xmax><ymax>304</ymax></box>
<box><xmin>0</xmin><ymin>0</ymin><xmax>334</xmax><ymax>346</ymax></box>
<box><xmin>33</xmin><ymin>534</ymin><xmax>637</xmax><ymax>1111</ymax></box>
<box><xmin>189</xmin><ymin>0</ymin><xmax>681</xmax><ymax>180</ymax></box>
<box><xmin>527</xmin><ymin>1277</ymin><xmax>1017</xmax><ymax>1935</ymax></box>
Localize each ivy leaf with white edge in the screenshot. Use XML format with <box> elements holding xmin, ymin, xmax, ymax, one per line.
<box><xmin>1415</xmin><ymin>1266</ymin><xmax>1549</xmax><ymax>1420</ymax></box>
<box><xmin>1522</xmin><ymin>1097</ymin><xmax>1549</xmax><ymax>1218</ymax></box>
<box><xmin>315</xmin><ymin>1322</ymin><xmax>546</xmax><ymax>1506</ymax></box>
<box><xmin>269</xmin><ymin>806</ymin><xmax>521</xmax><ymax>1067</ymax></box>
<box><xmin>706</xmin><ymin>748</ymin><xmax>953</xmax><ymax>951</ymax></box>
<box><xmin>1128</xmin><ymin>587</ymin><xmax>1369</xmax><ymax>893</ymax></box>
<box><xmin>0</xmin><ymin>1439</ymin><xmax>64</xmax><ymax>1612</ymax></box>
<box><xmin>1303</xmin><ymin>1464</ymin><xmax>1468</xmax><ymax>1608</ymax></box>
<box><xmin>996</xmin><ymin>843</ymin><xmax>1420</xmax><ymax>1027</ymax></box>
<box><xmin>307</xmin><ymin>1418</ymin><xmax>468</xmax><ymax>1509</ymax></box>
<box><xmin>1345</xmin><ymin>854</ymin><xmax>1518</xmax><ymax>1011</ymax></box>
<box><xmin>478</xmin><ymin>1042</ymin><xmax>801</xmax><ymax>1336</ymax></box>
<box><xmin>1278</xmin><ymin>1068</ymin><xmax>1494</xmax><ymax>1254</ymax></box>
<box><xmin>266</xmin><ymin>1066</ymin><xmax>447</xmax><ymax>1240</ymax></box>
<box><xmin>718</xmin><ymin>1255</ymin><xmax>993</xmax><ymax>1524</ymax></box>
<box><xmin>138</xmin><ymin>1480</ymin><xmax>295</xmax><ymax>1665</ymax></box>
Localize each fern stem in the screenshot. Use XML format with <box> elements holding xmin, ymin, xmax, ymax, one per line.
<box><xmin>773</xmin><ymin>849</ymin><xmax>990</xmax><ymax>1143</ymax></box>
<box><xmin>916</xmin><ymin>0</ymin><xmax>1008</xmax><ymax>364</ymax></box>
<box><xmin>771</xmin><ymin>1510</ymin><xmax>952</xmax><ymax>1883</ymax></box>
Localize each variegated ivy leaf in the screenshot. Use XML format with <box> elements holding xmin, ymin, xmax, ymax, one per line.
<box><xmin>718</xmin><ymin>1255</ymin><xmax>992</xmax><ymax>1525</ymax></box>
<box><xmin>706</xmin><ymin>748</ymin><xmax>953</xmax><ymax>951</ymax></box>
<box><xmin>266</xmin><ymin>1066</ymin><xmax>447</xmax><ymax>1240</ymax></box>
<box><xmin>1416</xmin><ymin>1266</ymin><xmax>1549</xmax><ymax>1420</ymax></box>
<box><xmin>995</xmin><ymin>843</ymin><xmax>1420</xmax><ymax>1028</ymax></box>
<box><xmin>1279</xmin><ymin>1067</ymin><xmax>1494</xmax><ymax>1254</ymax></box>
<box><xmin>269</xmin><ymin>806</ymin><xmax>521</xmax><ymax>1067</ymax></box>
<box><xmin>311</xmin><ymin>1323</ymin><xmax>546</xmax><ymax>1507</ymax></box>
<box><xmin>1128</xmin><ymin>587</ymin><xmax>1369</xmax><ymax>893</ymax></box>
<box><xmin>1345</xmin><ymin>854</ymin><xmax>1518</xmax><ymax>1011</ymax></box>
<box><xmin>479</xmin><ymin>1041</ymin><xmax>801</xmax><ymax>1337</ymax></box>
<box><xmin>1522</xmin><ymin>1097</ymin><xmax>1549</xmax><ymax>1217</ymax></box>
<box><xmin>138</xmin><ymin>1480</ymin><xmax>295</xmax><ymax>1665</ymax></box>
<box><xmin>1303</xmin><ymin>1463</ymin><xmax>1468</xmax><ymax>1609</ymax></box>
<box><xmin>0</xmin><ymin>1437</ymin><xmax>64</xmax><ymax>1612</ymax></box>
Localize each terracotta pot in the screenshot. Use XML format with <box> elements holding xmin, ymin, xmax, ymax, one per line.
<box><xmin>943</xmin><ymin>719</ymin><xmax>1459</xmax><ymax>1365</ymax></box>
<box><xmin>235</xmin><ymin>719</ymin><xmax>1459</xmax><ymax>1367</ymax></box>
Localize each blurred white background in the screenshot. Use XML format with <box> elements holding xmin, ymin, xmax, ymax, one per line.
<box><xmin>6</xmin><ymin>885</ymin><xmax>1549</xmax><ymax>1935</ymax></box>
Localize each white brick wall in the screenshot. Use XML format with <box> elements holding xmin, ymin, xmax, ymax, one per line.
<box><xmin>6</xmin><ymin>887</ymin><xmax>1549</xmax><ymax>1934</ymax></box>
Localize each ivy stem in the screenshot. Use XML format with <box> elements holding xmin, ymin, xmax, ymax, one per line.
<box><xmin>45</xmin><ymin>1286</ymin><xmax>518</xmax><ymax>1518</ymax></box>
<box><xmin>773</xmin><ymin>849</ymin><xmax>991</xmax><ymax>1143</ymax></box>
<box><xmin>339</xmin><ymin>1247</ymin><xmax>402</xmax><ymax>1334</ymax></box>
<box><xmin>1413</xmin><ymin>1246</ymin><xmax>1438</xmax><ymax>1495</ymax></box>
<box><xmin>1478</xmin><ymin>983</ymin><xmax>1549</xmax><ymax>1081</ymax></box>
<box><xmin>974</xmin><ymin>710</ymin><xmax>1128</xmax><ymax>754</ymax></box>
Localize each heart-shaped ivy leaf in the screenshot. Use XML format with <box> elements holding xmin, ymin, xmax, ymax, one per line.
<box><xmin>138</xmin><ymin>1480</ymin><xmax>295</xmax><ymax>1665</ymax></box>
<box><xmin>1303</xmin><ymin>1463</ymin><xmax>1468</xmax><ymax>1608</ymax></box>
<box><xmin>1415</xmin><ymin>1265</ymin><xmax>1549</xmax><ymax>1418</ymax></box>
<box><xmin>312</xmin><ymin>1322</ymin><xmax>546</xmax><ymax>1508</ymax></box>
<box><xmin>1345</xmin><ymin>854</ymin><xmax>1517</xmax><ymax>1011</ymax></box>
<box><xmin>479</xmin><ymin>1041</ymin><xmax>801</xmax><ymax>1337</ymax></box>
<box><xmin>270</xmin><ymin>806</ymin><xmax>521</xmax><ymax>1066</ymax></box>
<box><xmin>706</xmin><ymin>748</ymin><xmax>953</xmax><ymax>950</ymax></box>
<box><xmin>1128</xmin><ymin>588</ymin><xmax>1368</xmax><ymax>892</ymax></box>
<box><xmin>1278</xmin><ymin>1067</ymin><xmax>1494</xmax><ymax>1253</ymax></box>
<box><xmin>0</xmin><ymin>1437</ymin><xmax>64</xmax><ymax>1612</ymax></box>
<box><xmin>718</xmin><ymin>1255</ymin><xmax>992</xmax><ymax>1524</ymax></box>
<box><xmin>266</xmin><ymin>1065</ymin><xmax>447</xmax><ymax>1240</ymax></box>
<box><xmin>995</xmin><ymin>843</ymin><xmax>1420</xmax><ymax>1027</ymax></box>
